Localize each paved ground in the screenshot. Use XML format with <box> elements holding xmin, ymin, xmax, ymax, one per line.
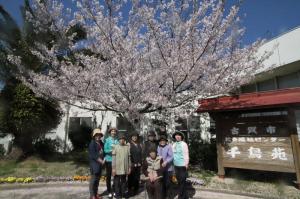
<box><xmin>0</xmin><ymin>183</ymin><xmax>262</xmax><ymax>199</ymax></box>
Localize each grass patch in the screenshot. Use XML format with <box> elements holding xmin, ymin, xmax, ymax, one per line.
<box><xmin>190</xmin><ymin>170</ymin><xmax>215</xmax><ymax>184</ymax></box>
<box><xmin>274</xmin><ymin>181</ymin><xmax>286</xmax><ymax>197</ymax></box>
<box><xmin>0</xmin><ymin>156</ymin><xmax>89</xmax><ymax>177</ymax></box>
<box><xmin>190</xmin><ymin>168</ymin><xmax>300</xmax><ymax>198</ymax></box>
<box><xmin>0</xmin><ymin>160</ymin><xmax>17</xmax><ymax>176</ymax></box>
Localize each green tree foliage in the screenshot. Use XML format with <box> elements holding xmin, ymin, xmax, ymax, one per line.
<box><xmin>33</xmin><ymin>137</ymin><xmax>62</xmax><ymax>159</ymax></box>
<box><xmin>189</xmin><ymin>131</ymin><xmax>217</xmax><ymax>171</ymax></box>
<box><xmin>0</xmin><ymin>82</ymin><xmax>62</xmax><ymax>155</ymax></box>
<box><xmin>0</xmin><ymin>1</ymin><xmax>85</xmax><ymax>157</ymax></box>
<box><xmin>0</xmin><ymin>2</ymin><xmax>61</xmax><ymax>157</ymax></box>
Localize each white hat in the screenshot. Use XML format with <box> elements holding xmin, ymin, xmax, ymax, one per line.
<box><xmin>92</xmin><ymin>128</ymin><xmax>103</xmax><ymax>137</ymax></box>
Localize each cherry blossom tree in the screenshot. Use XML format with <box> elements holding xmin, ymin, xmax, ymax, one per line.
<box><xmin>9</xmin><ymin>0</ymin><xmax>269</xmax><ymax>121</ymax></box>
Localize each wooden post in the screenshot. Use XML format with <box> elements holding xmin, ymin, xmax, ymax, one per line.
<box><xmin>288</xmin><ymin>107</ymin><xmax>300</xmax><ymax>189</ymax></box>
<box><xmin>213</xmin><ymin>113</ymin><xmax>225</xmax><ymax>178</ymax></box>
<box><xmin>291</xmin><ymin>134</ymin><xmax>300</xmax><ymax>189</ymax></box>
<box><xmin>217</xmin><ymin>141</ymin><xmax>225</xmax><ymax>179</ymax></box>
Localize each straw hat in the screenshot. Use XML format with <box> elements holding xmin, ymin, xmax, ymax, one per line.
<box><xmin>92</xmin><ymin>128</ymin><xmax>103</xmax><ymax>137</ymax></box>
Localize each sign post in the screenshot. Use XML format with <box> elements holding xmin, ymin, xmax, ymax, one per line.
<box><xmin>213</xmin><ymin>110</ymin><xmax>300</xmax><ymax>188</ymax></box>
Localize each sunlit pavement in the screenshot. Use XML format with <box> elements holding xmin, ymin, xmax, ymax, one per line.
<box><xmin>0</xmin><ymin>183</ymin><xmax>261</xmax><ymax>199</ymax></box>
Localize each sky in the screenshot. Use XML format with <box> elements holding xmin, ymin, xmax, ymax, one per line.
<box><xmin>0</xmin><ymin>0</ymin><xmax>300</xmax><ymax>90</ymax></box>
<box><xmin>0</xmin><ymin>0</ymin><xmax>300</xmax><ymax>45</ymax></box>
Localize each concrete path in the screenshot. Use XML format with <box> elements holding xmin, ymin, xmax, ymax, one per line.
<box><xmin>0</xmin><ymin>184</ymin><xmax>262</xmax><ymax>199</ymax></box>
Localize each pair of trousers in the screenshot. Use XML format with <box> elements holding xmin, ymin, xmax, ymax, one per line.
<box><xmin>105</xmin><ymin>162</ymin><xmax>113</xmax><ymax>193</ymax></box>
<box><xmin>146</xmin><ymin>179</ymin><xmax>163</xmax><ymax>199</ymax></box>
<box><xmin>162</xmin><ymin>170</ymin><xmax>173</xmax><ymax>198</ymax></box>
<box><xmin>89</xmin><ymin>172</ymin><xmax>101</xmax><ymax>198</ymax></box>
<box><xmin>175</xmin><ymin>166</ymin><xmax>188</xmax><ymax>199</ymax></box>
<box><xmin>114</xmin><ymin>175</ymin><xmax>127</xmax><ymax>198</ymax></box>
<box><xmin>128</xmin><ymin>166</ymin><xmax>141</xmax><ymax>193</ymax></box>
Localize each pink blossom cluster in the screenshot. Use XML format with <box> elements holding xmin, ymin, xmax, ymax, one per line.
<box><xmin>10</xmin><ymin>0</ymin><xmax>269</xmax><ymax>121</ymax></box>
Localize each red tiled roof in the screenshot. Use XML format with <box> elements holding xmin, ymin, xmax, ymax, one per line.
<box><xmin>197</xmin><ymin>87</ymin><xmax>300</xmax><ymax>112</ymax></box>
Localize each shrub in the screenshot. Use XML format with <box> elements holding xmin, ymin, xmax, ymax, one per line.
<box><xmin>189</xmin><ymin>133</ymin><xmax>217</xmax><ymax>171</ymax></box>
<box><xmin>34</xmin><ymin>137</ymin><xmax>61</xmax><ymax>158</ymax></box>
<box><xmin>69</xmin><ymin>125</ymin><xmax>92</xmax><ymax>151</ymax></box>
<box><xmin>71</xmin><ymin>150</ymin><xmax>89</xmax><ymax>165</ymax></box>
<box><xmin>0</xmin><ymin>144</ymin><xmax>5</xmax><ymax>158</ymax></box>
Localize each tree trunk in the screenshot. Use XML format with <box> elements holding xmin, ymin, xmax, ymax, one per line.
<box><xmin>13</xmin><ymin>135</ymin><xmax>34</xmax><ymax>158</ymax></box>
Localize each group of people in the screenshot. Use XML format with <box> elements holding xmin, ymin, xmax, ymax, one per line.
<box><xmin>88</xmin><ymin>127</ymin><xmax>189</xmax><ymax>199</ymax></box>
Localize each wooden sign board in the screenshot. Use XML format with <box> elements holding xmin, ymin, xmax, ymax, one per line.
<box><xmin>222</xmin><ymin>136</ymin><xmax>295</xmax><ymax>172</ymax></box>
<box><xmin>218</xmin><ymin>113</ymin><xmax>296</xmax><ymax>173</ymax></box>
<box><xmin>221</xmin><ymin>115</ymin><xmax>289</xmax><ymax>137</ymax></box>
<box><xmin>212</xmin><ymin>108</ymin><xmax>300</xmax><ymax>188</ymax></box>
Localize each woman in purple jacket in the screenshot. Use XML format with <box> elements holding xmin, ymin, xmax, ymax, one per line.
<box><xmin>157</xmin><ymin>134</ymin><xmax>173</xmax><ymax>199</ymax></box>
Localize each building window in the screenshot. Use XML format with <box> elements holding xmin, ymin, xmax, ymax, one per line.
<box><xmin>277</xmin><ymin>73</ymin><xmax>300</xmax><ymax>89</ymax></box>
<box><xmin>175</xmin><ymin>116</ymin><xmax>202</xmax><ymax>141</ymax></box>
<box><xmin>175</xmin><ymin>117</ymin><xmax>188</xmax><ymax>133</ymax></box>
<box><xmin>241</xmin><ymin>71</ymin><xmax>300</xmax><ymax>93</ymax></box>
<box><xmin>69</xmin><ymin>117</ymin><xmax>93</xmax><ymax>132</ymax></box>
<box><xmin>241</xmin><ymin>83</ymin><xmax>256</xmax><ymax>93</ymax></box>
<box><xmin>67</xmin><ymin>117</ymin><xmax>93</xmax><ymax>151</ymax></box>
<box><xmin>189</xmin><ymin>116</ymin><xmax>201</xmax><ymax>133</ymax></box>
<box><xmin>151</xmin><ymin>119</ymin><xmax>167</xmax><ymax>135</ymax></box>
<box><xmin>116</xmin><ymin>116</ymin><xmax>135</xmax><ymax>134</ymax></box>
<box><xmin>257</xmin><ymin>79</ymin><xmax>276</xmax><ymax>91</ymax></box>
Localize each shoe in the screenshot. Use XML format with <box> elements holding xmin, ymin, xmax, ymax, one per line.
<box><xmin>108</xmin><ymin>193</ymin><xmax>113</xmax><ymax>198</ymax></box>
<box><xmin>113</xmin><ymin>193</ymin><xmax>116</xmax><ymax>197</ymax></box>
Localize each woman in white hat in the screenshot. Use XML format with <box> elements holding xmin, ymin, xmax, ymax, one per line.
<box><xmin>89</xmin><ymin>128</ymin><xmax>105</xmax><ymax>199</ymax></box>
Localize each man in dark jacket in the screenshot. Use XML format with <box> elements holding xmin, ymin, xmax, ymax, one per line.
<box><xmin>89</xmin><ymin>128</ymin><xmax>105</xmax><ymax>199</ymax></box>
<box><xmin>128</xmin><ymin>131</ymin><xmax>143</xmax><ymax>196</ymax></box>
<box><xmin>143</xmin><ymin>130</ymin><xmax>158</xmax><ymax>160</ymax></box>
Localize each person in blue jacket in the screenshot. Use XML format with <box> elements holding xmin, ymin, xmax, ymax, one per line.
<box><xmin>104</xmin><ymin>127</ymin><xmax>119</xmax><ymax>198</ymax></box>
<box><xmin>89</xmin><ymin>128</ymin><xmax>105</xmax><ymax>199</ymax></box>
